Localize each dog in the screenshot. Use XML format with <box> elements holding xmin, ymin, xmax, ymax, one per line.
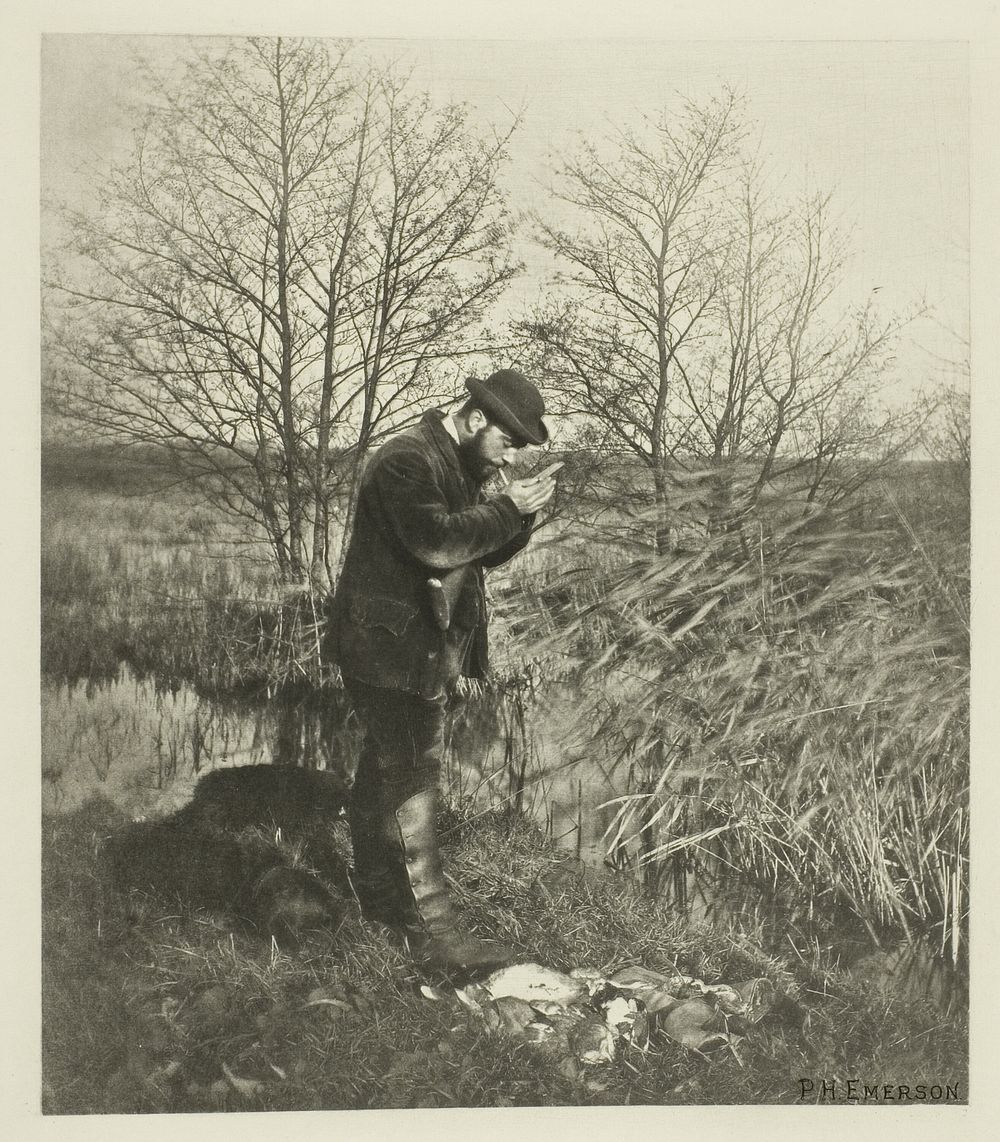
<box><xmin>101</xmin><ymin>821</ymin><xmax>262</xmax><ymax>916</ymax></box>
<box><xmin>168</xmin><ymin>764</ymin><xmax>349</xmax><ymax>834</ymax></box>
<box><xmin>101</xmin><ymin>820</ymin><xmax>346</xmax><ymax>947</ymax></box>
<box><xmin>101</xmin><ymin>764</ymin><xmax>353</xmax><ymax>946</ymax></box>
<box><xmin>252</xmin><ymin>865</ymin><xmax>346</xmax><ymax>946</ymax></box>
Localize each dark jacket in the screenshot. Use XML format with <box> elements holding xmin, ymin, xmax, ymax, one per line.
<box><xmin>325</xmin><ymin>409</ymin><xmax>535</xmax><ymax>698</ymax></box>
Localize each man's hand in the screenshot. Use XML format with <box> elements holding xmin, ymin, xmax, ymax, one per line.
<box><xmin>502</xmin><ymin>471</ymin><xmax>558</xmax><ymax>514</ymax></box>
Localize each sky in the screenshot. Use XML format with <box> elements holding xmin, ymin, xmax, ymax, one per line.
<box><xmin>41</xmin><ymin>35</ymin><xmax>971</xmax><ymax>401</ymax></box>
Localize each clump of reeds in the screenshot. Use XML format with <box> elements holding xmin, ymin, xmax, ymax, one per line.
<box><xmin>501</xmin><ymin>469</ymin><xmax>969</xmax><ymax>966</ymax></box>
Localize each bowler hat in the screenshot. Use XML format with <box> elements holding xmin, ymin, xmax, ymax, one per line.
<box><xmin>465</xmin><ymin>369</ymin><xmax>548</xmax><ymax>446</ymax></box>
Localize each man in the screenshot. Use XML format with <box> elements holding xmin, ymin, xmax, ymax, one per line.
<box><xmin>325</xmin><ymin>369</ymin><xmax>557</xmax><ymax>973</ymax></box>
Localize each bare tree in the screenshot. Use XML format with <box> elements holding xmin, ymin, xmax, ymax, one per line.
<box><xmin>697</xmin><ymin>166</ymin><xmax>920</xmax><ymax>514</ymax></box>
<box><xmin>922</xmin><ymin>386</ymin><xmax>971</xmax><ymax>469</ymax></box>
<box><xmin>518</xmin><ymin>92</ymin><xmax>918</xmax><ymax>547</ymax></box>
<box><xmin>333</xmin><ymin>70</ymin><xmax>521</xmax><ymax>538</ymax></box>
<box><xmin>519</xmin><ymin>91</ymin><xmax>744</xmax><ymax>549</ymax></box>
<box><xmin>916</xmin><ymin>326</ymin><xmax>970</xmax><ymax>469</ymax></box>
<box><xmin>44</xmin><ymin>37</ymin><xmax>519</xmax><ymax>586</ymax></box>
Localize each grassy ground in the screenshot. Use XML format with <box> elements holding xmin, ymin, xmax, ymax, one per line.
<box><xmin>41</xmin><ymin>795</ymin><xmax>967</xmax><ymax>1113</ymax></box>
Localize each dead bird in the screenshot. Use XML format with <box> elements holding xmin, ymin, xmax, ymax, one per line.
<box><xmin>169</xmin><ymin>764</ymin><xmax>349</xmax><ymax>835</ymax></box>
<box><xmin>435</xmin><ymin>961</ymin><xmax>784</xmax><ymax>1065</ymax></box>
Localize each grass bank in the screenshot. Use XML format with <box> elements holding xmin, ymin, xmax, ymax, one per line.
<box><xmin>42</xmin><ymin>795</ymin><xmax>967</xmax><ymax>1113</ymax></box>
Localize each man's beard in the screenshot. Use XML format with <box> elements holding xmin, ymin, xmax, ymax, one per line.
<box><xmin>457</xmin><ymin>428</ymin><xmax>500</xmax><ymax>484</ymax></box>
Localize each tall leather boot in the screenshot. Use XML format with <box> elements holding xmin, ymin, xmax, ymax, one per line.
<box><xmin>391</xmin><ymin>789</ymin><xmax>517</xmax><ymax>975</ymax></box>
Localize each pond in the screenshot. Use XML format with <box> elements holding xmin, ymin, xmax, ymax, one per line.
<box><xmin>40</xmin><ymin>665</ymin><xmax>621</xmax><ymax>858</ymax></box>
<box><xmin>40</xmin><ymin>664</ymin><xmax>964</xmax><ymax>1014</ymax></box>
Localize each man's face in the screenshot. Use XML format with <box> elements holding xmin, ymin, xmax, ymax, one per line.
<box><xmin>460</xmin><ymin>421</ymin><xmax>521</xmax><ymax>483</ymax></box>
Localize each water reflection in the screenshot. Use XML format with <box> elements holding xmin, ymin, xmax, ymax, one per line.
<box><xmin>41</xmin><ymin>668</ymin><xmax>614</xmax><ymax>858</ymax></box>
<box><xmin>679</xmin><ymin>865</ymin><xmax>967</xmax><ymax>1015</ymax></box>
<box><xmin>40</xmin><ymin>665</ymin><xmax>356</xmax><ymax>820</ymax></box>
<box><xmin>445</xmin><ymin>680</ymin><xmax>627</xmax><ymax>863</ymax></box>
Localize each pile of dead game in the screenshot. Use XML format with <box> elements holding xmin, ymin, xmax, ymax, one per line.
<box><xmin>421</xmin><ymin>962</ymin><xmax>780</xmax><ymax>1066</ymax></box>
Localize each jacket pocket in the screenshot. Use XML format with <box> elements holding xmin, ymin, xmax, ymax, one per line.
<box><xmin>347</xmin><ymin>595</ymin><xmax>418</xmax><ymax>637</ymax></box>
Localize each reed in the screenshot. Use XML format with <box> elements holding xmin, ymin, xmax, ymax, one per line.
<box><xmin>501</xmin><ymin>469</ymin><xmax>969</xmax><ymax>965</ymax></box>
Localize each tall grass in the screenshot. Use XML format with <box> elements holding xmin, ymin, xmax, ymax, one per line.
<box><xmin>500</xmin><ymin>469</ymin><xmax>969</xmax><ymax>966</ymax></box>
